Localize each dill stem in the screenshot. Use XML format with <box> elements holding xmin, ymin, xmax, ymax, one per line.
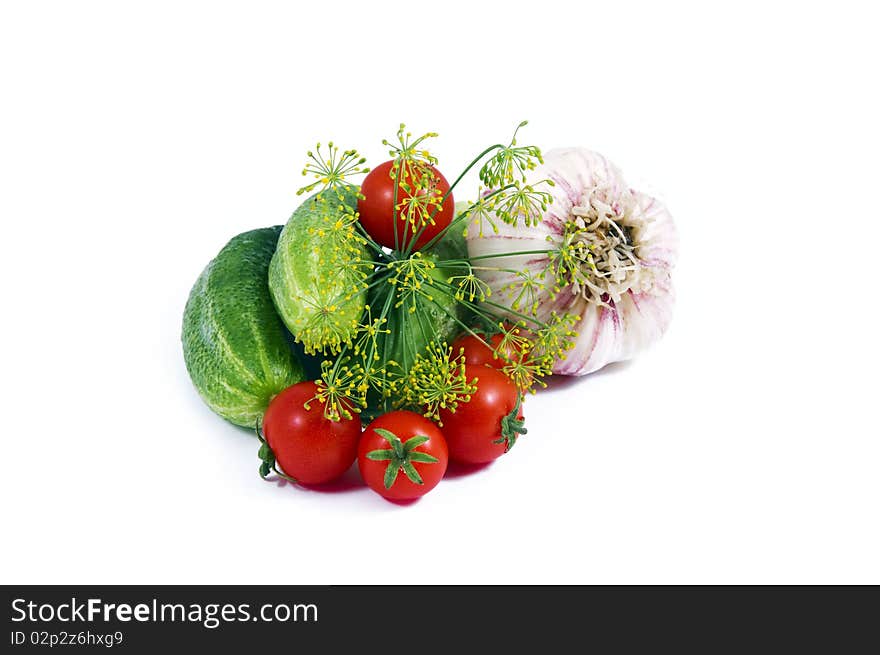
<box><xmin>353</xmin><ymin>221</ymin><xmax>388</xmax><ymax>258</ymax></box>
<box><xmin>467</xmin><ymin>249</ymin><xmax>554</xmax><ymax>261</ymax></box>
<box><xmin>433</xmin><ymin>258</ymin><xmax>529</xmax><ymax>277</ymax></box>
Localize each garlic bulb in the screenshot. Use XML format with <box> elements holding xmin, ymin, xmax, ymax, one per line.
<box><xmin>465</xmin><ymin>147</ymin><xmax>678</xmax><ymax>375</ymax></box>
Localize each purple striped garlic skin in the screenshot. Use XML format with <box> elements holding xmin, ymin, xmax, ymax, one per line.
<box><xmin>465</xmin><ymin>147</ymin><xmax>678</xmax><ymax>375</ymax></box>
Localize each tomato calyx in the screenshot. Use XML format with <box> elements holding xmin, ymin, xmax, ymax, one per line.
<box><xmin>366</xmin><ymin>428</ymin><xmax>439</xmax><ymax>489</ymax></box>
<box><xmin>494</xmin><ymin>396</ymin><xmax>528</xmax><ymax>452</ymax></box>
<box><xmin>255</xmin><ymin>421</ymin><xmax>299</xmax><ymax>484</ymax></box>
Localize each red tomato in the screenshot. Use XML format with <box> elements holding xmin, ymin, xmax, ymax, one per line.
<box><xmin>452</xmin><ymin>324</ymin><xmax>531</xmax><ymax>387</ymax></box>
<box><xmin>261</xmin><ymin>381</ymin><xmax>361</xmax><ymax>485</ymax></box>
<box><xmin>452</xmin><ymin>332</ymin><xmax>514</xmax><ymax>370</ymax></box>
<box><xmin>357</xmin><ymin>410</ymin><xmax>448</xmax><ymax>500</ymax></box>
<box><xmin>438</xmin><ymin>365</ymin><xmax>526</xmax><ymax>465</ymax></box>
<box><xmin>357</xmin><ymin>160</ymin><xmax>454</xmax><ymax>252</ymax></box>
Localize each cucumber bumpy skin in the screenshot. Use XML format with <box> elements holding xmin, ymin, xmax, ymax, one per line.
<box><xmin>182</xmin><ymin>226</ymin><xmax>306</xmax><ymax>427</ymax></box>
<box><xmin>269</xmin><ymin>188</ymin><xmax>369</xmax><ymax>355</ymax></box>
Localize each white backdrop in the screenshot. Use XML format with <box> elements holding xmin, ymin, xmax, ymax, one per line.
<box><xmin>1</xmin><ymin>1</ymin><xmax>877</xmax><ymax>584</ymax></box>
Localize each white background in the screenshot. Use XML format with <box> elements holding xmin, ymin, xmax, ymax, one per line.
<box><xmin>1</xmin><ymin>1</ymin><xmax>878</xmax><ymax>584</ymax></box>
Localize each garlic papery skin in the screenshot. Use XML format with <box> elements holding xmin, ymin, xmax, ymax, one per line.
<box><xmin>465</xmin><ymin>147</ymin><xmax>678</xmax><ymax>375</ymax></box>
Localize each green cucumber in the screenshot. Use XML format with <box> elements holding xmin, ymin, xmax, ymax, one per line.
<box><xmin>269</xmin><ymin>188</ymin><xmax>369</xmax><ymax>354</ymax></box>
<box><xmin>182</xmin><ymin>226</ymin><xmax>306</xmax><ymax>427</ymax></box>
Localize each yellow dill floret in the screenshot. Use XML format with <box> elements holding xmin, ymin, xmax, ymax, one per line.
<box><xmin>403</xmin><ymin>341</ymin><xmax>477</xmax><ymax>426</ymax></box>
<box><xmin>297</xmin><ymin>142</ymin><xmax>369</xmax><ymax>198</ymax></box>
<box><xmin>307</xmin><ymin>358</ymin><xmax>368</xmax><ymax>422</ymax></box>
<box><xmin>394</xmin><ymin>181</ymin><xmax>444</xmax><ymax>232</ymax></box>
<box><xmin>535</xmin><ymin>312</ymin><xmax>579</xmax><ymax>362</ymax></box>
<box><xmin>478</xmin><ymin>121</ymin><xmax>544</xmax><ymax>187</ymax></box>
<box><xmin>351</xmin><ymin>305</ymin><xmax>390</xmax><ymax>363</ymax></box>
<box><xmin>492</xmin><ymin>181</ymin><xmax>554</xmax><ymax>228</ymax></box>
<box><xmin>484</xmin><ymin>317</ymin><xmax>580</xmax><ymax>395</ymax></box>
<box><xmin>292</xmin><ymin>291</ymin><xmax>365</xmax><ymax>356</ymax></box>
<box><xmin>503</xmin><ymin>269</ymin><xmax>544</xmax><ymax>314</ymax></box>
<box><xmin>460</xmin><ymin>191</ymin><xmax>500</xmax><ymax>238</ymax></box>
<box><xmin>383</xmin><ymin>124</ymin><xmax>439</xmax><ymax>167</ymax></box>
<box><xmin>385</xmin><ymin>252</ymin><xmax>437</xmax><ymax>314</ymax></box>
<box><xmin>447</xmin><ymin>270</ymin><xmax>492</xmax><ymax>303</ymax></box>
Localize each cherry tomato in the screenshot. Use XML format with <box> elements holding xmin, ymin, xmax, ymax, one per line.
<box><xmin>453</xmin><ymin>332</ymin><xmax>514</xmax><ymax>370</ymax></box>
<box><xmin>452</xmin><ymin>324</ymin><xmax>531</xmax><ymax>386</ymax></box>
<box><xmin>261</xmin><ymin>381</ymin><xmax>361</xmax><ymax>485</ymax></box>
<box><xmin>357</xmin><ymin>160</ymin><xmax>454</xmax><ymax>252</ymax></box>
<box><xmin>357</xmin><ymin>410</ymin><xmax>448</xmax><ymax>500</ymax></box>
<box><xmin>438</xmin><ymin>365</ymin><xmax>526</xmax><ymax>465</ymax></box>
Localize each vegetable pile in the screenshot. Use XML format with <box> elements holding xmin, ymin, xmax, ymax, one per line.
<box><xmin>182</xmin><ymin>122</ymin><xmax>678</xmax><ymax>501</ymax></box>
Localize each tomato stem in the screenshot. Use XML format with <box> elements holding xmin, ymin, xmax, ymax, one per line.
<box><xmin>494</xmin><ymin>396</ymin><xmax>527</xmax><ymax>452</ymax></box>
<box><xmin>255</xmin><ymin>420</ymin><xmax>300</xmax><ymax>484</ymax></box>
<box><xmin>366</xmin><ymin>428</ymin><xmax>439</xmax><ymax>489</ymax></box>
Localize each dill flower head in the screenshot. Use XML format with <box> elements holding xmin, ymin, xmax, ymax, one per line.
<box><xmin>385</xmin><ymin>252</ymin><xmax>438</xmax><ymax>314</ymax></box>
<box><xmin>308</xmin><ymin>358</ymin><xmax>367</xmax><ymax>421</ymax></box>
<box><xmin>298</xmin><ymin>142</ymin><xmax>369</xmax><ymax>198</ymax></box>
<box><xmin>402</xmin><ymin>341</ymin><xmax>477</xmax><ymax>425</ymax></box>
